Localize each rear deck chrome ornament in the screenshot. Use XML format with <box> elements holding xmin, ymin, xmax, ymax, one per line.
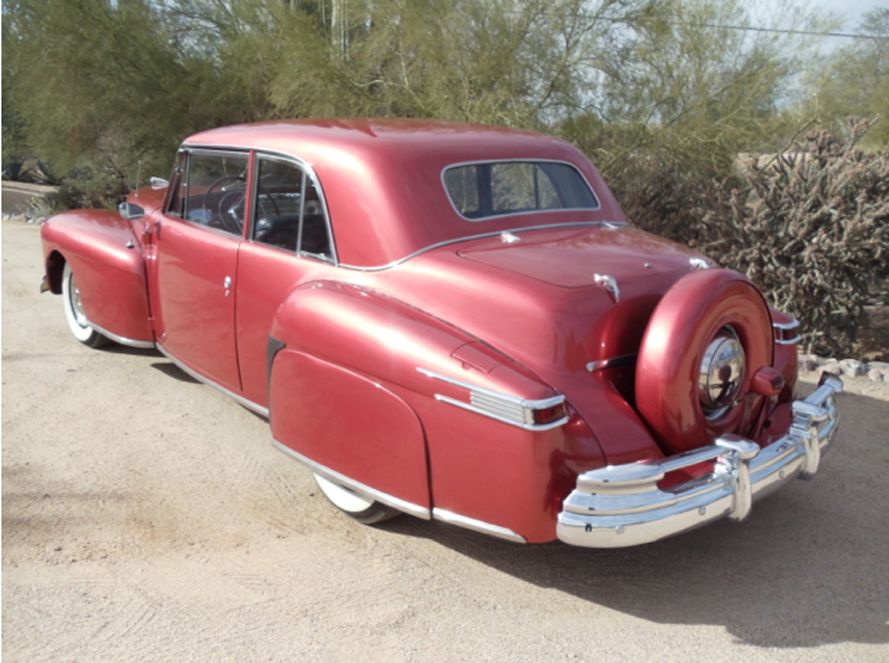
<box><xmin>689</xmin><ymin>257</ymin><xmax>710</xmax><ymax>270</ymax></box>
<box><xmin>593</xmin><ymin>273</ymin><xmax>620</xmax><ymax>303</ymax></box>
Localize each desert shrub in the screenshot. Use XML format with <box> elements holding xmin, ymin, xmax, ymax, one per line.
<box><xmin>697</xmin><ymin>121</ymin><xmax>889</xmax><ymax>355</ymax></box>
<box><xmin>46</xmin><ymin>165</ymin><xmax>129</xmax><ymax>211</ymax></box>
<box><xmin>600</xmin><ymin>146</ymin><xmax>737</xmax><ymax>247</ymax></box>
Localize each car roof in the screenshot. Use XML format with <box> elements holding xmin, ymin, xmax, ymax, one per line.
<box><xmin>182</xmin><ymin>119</ymin><xmax>624</xmax><ymax>268</ymax></box>
<box><xmin>185</xmin><ymin>118</ymin><xmax>560</xmax><ymax>153</ymax></box>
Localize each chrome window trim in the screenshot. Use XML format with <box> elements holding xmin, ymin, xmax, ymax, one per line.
<box><xmin>185</xmin><ymin>144</ymin><xmax>339</xmax><ymax>265</ymax></box>
<box><xmin>271</xmin><ymin>439</ymin><xmax>431</xmax><ymax>520</ymax></box>
<box><xmin>440</xmin><ymin>158</ymin><xmax>601</xmax><ymax>222</ymax></box>
<box><xmin>175</xmin><ymin>147</ymin><xmax>251</xmax><ymax>238</ymax></box>
<box><xmin>417</xmin><ymin>367</ymin><xmax>569</xmax><ymax>431</ymax></box>
<box><xmin>249</xmin><ymin>151</ymin><xmax>338</xmax><ymax>264</ymax></box>
<box><xmin>432</xmin><ymin>508</ymin><xmax>526</xmax><ymax>543</ymax></box>
<box><xmin>87</xmin><ymin>322</ymin><xmax>155</xmax><ymax>349</ymax></box>
<box><xmin>162</xmin><ymin>149</ymin><xmax>188</xmax><ymax>217</ymax></box>
<box><xmin>156</xmin><ymin>343</ymin><xmax>269</xmax><ymax>417</ymax></box>
<box><xmin>337</xmin><ymin>220</ymin><xmax>628</xmax><ymax>272</ymax></box>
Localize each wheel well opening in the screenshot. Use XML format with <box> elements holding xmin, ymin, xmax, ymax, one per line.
<box><xmin>46</xmin><ymin>251</ymin><xmax>65</xmax><ymax>294</ymax></box>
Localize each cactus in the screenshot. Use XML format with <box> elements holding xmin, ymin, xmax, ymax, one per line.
<box><xmin>700</xmin><ymin>120</ymin><xmax>888</xmax><ymax>355</ymax></box>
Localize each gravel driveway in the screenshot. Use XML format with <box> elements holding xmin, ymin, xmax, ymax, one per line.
<box><xmin>3</xmin><ymin>217</ymin><xmax>888</xmax><ymax>662</ymax></box>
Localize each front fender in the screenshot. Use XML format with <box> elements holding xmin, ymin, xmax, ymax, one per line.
<box><xmin>41</xmin><ymin>210</ymin><xmax>152</xmax><ymax>343</ymax></box>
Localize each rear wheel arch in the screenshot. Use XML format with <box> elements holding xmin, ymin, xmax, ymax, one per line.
<box><xmin>268</xmin><ymin>347</ymin><xmax>431</xmax><ymax>517</ymax></box>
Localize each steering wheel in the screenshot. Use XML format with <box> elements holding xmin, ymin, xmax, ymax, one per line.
<box><xmin>203</xmin><ymin>175</ymin><xmax>246</xmax><ymax>234</ymax></box>
<box><xmin>256</xmin><ymin>183</ymin><xmax>282</xmax><ymax>221</ymax></box>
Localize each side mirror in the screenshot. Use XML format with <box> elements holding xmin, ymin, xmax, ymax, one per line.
<box><xmin>118</xmin><ymin>202</ymin><xmax>145</xmax><ymax>220</ymax></box>
<box><xmin>150</xmin><ymin>176</ymin><xmax>169</xmax><ymax>189</ymax></box>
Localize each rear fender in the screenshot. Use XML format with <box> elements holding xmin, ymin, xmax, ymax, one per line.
<box><xmin>268</xmin><ymin>281</ymin><xmax>604</xmax><ymax>541</ymax></box>
<box><xmin>41</xmin><ymin>210</ymin><xmax>153</xmax><ymax>343</ymax></box>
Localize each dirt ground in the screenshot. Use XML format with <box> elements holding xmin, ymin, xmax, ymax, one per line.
<box><xmin>3</xmin><ymin>217</ymin><xmax>888</xmax><ymax>662</ymax></box>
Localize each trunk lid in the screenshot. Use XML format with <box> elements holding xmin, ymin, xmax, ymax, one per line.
<box><xmin>457</xmin><ymin>225</ymin><xmax>707</xmax><ymax>289</ymax></box>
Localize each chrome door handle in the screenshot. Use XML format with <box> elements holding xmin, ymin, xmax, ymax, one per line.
<box><xmin>223</xmin><ymin>276</ymin><xmax>232</xmax><ymax>289</ymax></box>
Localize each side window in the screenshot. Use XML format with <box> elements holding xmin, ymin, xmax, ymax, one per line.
<box><xmin>252</xmin><ymin>156</ymin><xmax>334</xmax><ymax>261</ymax></box>
<box><xmin>183</xmin><ymin>151</ymin><xmax>249</xmax><ymax>235</ymax></box>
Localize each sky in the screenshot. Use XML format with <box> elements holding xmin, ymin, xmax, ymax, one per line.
<box><xmin>814</xmin><ymin>0</ymin><xmax>887</xmax><ymax>30</ymax></box>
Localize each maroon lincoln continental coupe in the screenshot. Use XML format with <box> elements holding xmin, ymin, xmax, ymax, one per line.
<box><xmin>40</xmin><ymin>119</ymin><xmax>841</xmax><ymax>546</ymax></box>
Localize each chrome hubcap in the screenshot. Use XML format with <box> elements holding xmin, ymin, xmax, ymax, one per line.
<box><xmin>69</xmin><ymin>275</ymin><xmax>87</xmax><ymax>325</ymax></box>
<box><xmin>699</xmin><ymin>327</ymin><xmax>745</xmax><ymax>420</ymax></box>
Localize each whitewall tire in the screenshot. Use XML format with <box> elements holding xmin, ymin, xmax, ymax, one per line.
<box><xmin>61</xmin><ymin>263</ymin><xmax>109</xmax><ymax>348</ymax></box>
<box><xmin>313</xmin><ymin>473</ymin><xmax>400</xmax><ymax>525</ymax></box>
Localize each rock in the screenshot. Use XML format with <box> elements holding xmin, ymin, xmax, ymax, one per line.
<box><xmin>820</xmin><ymin>358</ymin><xmax>840</xmax><ymax>375</ymax></box>
<box><xmin>798</xmin><ymin>354</ymin><xmax>819</xmax><ymax>372</ymax></box>
<box><xmin>867</xmin><ymin>361</ymin><xmax>889</xmax><ymax>371</ymax></box>
<box><xmin>838</xmin><ymin>358</ymin><xmax>867</xmax><ymax>377</ymax></box>
<box><xmin>867</xmin><ymin>368</ymin><xmax>886</xmax><ymax>382</ymax></box>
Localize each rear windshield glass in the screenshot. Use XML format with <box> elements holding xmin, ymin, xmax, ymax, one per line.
<box><xmin>443</xmin><ymin>161</ymin><xmax>599</xmax><ymax>220</ymax></box>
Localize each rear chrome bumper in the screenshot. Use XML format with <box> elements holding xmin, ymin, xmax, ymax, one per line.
<box><xmin>557</xmin><ymin>374</ymin><xmax>842</xmax><ymax>548</ymax></box>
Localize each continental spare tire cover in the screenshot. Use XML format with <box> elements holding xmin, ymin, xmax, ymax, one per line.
<box><xmin>635</xmin><ymin>269</ymin><xmax>773</xmax><ymax>453</ymax></box>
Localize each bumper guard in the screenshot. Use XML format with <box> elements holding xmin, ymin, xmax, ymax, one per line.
<box><xmin>557</xmin><ymin>374</ymin><xmax>842</xmax><ymax>547</ymax></box>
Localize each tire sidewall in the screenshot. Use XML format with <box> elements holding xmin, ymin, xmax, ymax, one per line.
<box><xmin>635</xmin><ymin>270</ymin><xmax>773</xmax><ymax>453</ymax></box>
<box><xmin>61</xmin><ymin>262</ymin><xmax>102</xmax><ymax>345</ymax></box>
<box><xmin>313</xmin><ymin>473</ymin><xmax>398</xmax><ymax>525</ymax></box>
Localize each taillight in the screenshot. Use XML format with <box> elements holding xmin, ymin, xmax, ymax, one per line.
<box><xmin>532</xmin><ymin>402</ymin><xmax>568</xmax><ymax>427</ymax></box>
<box><xmin>418</xmin><ymin>367</ymin><xmax>569</xmax><ymax>431</ymax></box>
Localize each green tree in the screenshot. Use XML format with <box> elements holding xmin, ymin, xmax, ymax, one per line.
<box><xmin>805</xmin><ymin>9</ymin><xmax>889</xmax><ymax>148</ymax></box>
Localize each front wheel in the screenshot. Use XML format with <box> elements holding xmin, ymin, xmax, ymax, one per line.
<box><xmin>313</xmin><ymin>473</ymin><xmax>400</xmax><ymax>525</ymax></box>
<box><xmin>61</xmin><ymin>263</ymin><xmax>109</xmax><ymax>348</ymax></box>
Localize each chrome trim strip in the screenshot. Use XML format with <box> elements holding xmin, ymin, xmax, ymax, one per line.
<box><xmin>271</xmin><ymin>439</ymin><xmax>431</xmax><ymax>520</ymax></box>
<box><xmin>773</xmin><ymin>319</ymin><xmax>801</xmax><ymax>345</ymax></box>
<box><xmin>440</xmin><ymin>158</ymin><xmax>602</xmax><ymax>222</ymax></box>
<box><xmin>185</xmin><ymin>146</ymin><xmax>250</xmax><ymax>160</ymax></box>
<box><xmin>337</xmin><ymin>220</ymin><xmax>628</xmax><ymax>272</ymax></box>
<box><xmin>416</xmin><ymin>367</ymin><xmax>564</xmax><ymax>408</ymax></box>
<box><xmin>87</xmin><ymin>322</ymin><xmax>155</xmax><ymax>349</ymax></box>
<box><xmin>433</xmin><ymin>394</ymin><xmax>570</xmax><ymax>432</ymax></box>
<box><xmin>417</xmin><ymin>366</ymin><xmax>569</xmax><ymax>431</ymax></box>
<box><xmin>556</xmin><ymin>375</ymin><xmax>843</xmax><ymax>548</ymax></box>
<box><xmin>432</xmin><ymin>508</ymin><xmax>527</xmax><ymax>543</ymax></box>
<box><xmin>156</xmin><ymin>343</ymin><xmax>269</xmax><ymax>417</ymax></box>
<box><xmin>586</xmin><ymin>353</ymin><xmax>637</xmax><ymax>373</ymax></box>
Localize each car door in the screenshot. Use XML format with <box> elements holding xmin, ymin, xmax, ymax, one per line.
<box><xmin>149</xmin><ymin>148</ymin><xmax>250</xmax><ymax>393</ymax></box>
<box><xmin>234</xmin><ymin>152</ymin><xmax>338</xmax><ymax>407</ymax></box>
